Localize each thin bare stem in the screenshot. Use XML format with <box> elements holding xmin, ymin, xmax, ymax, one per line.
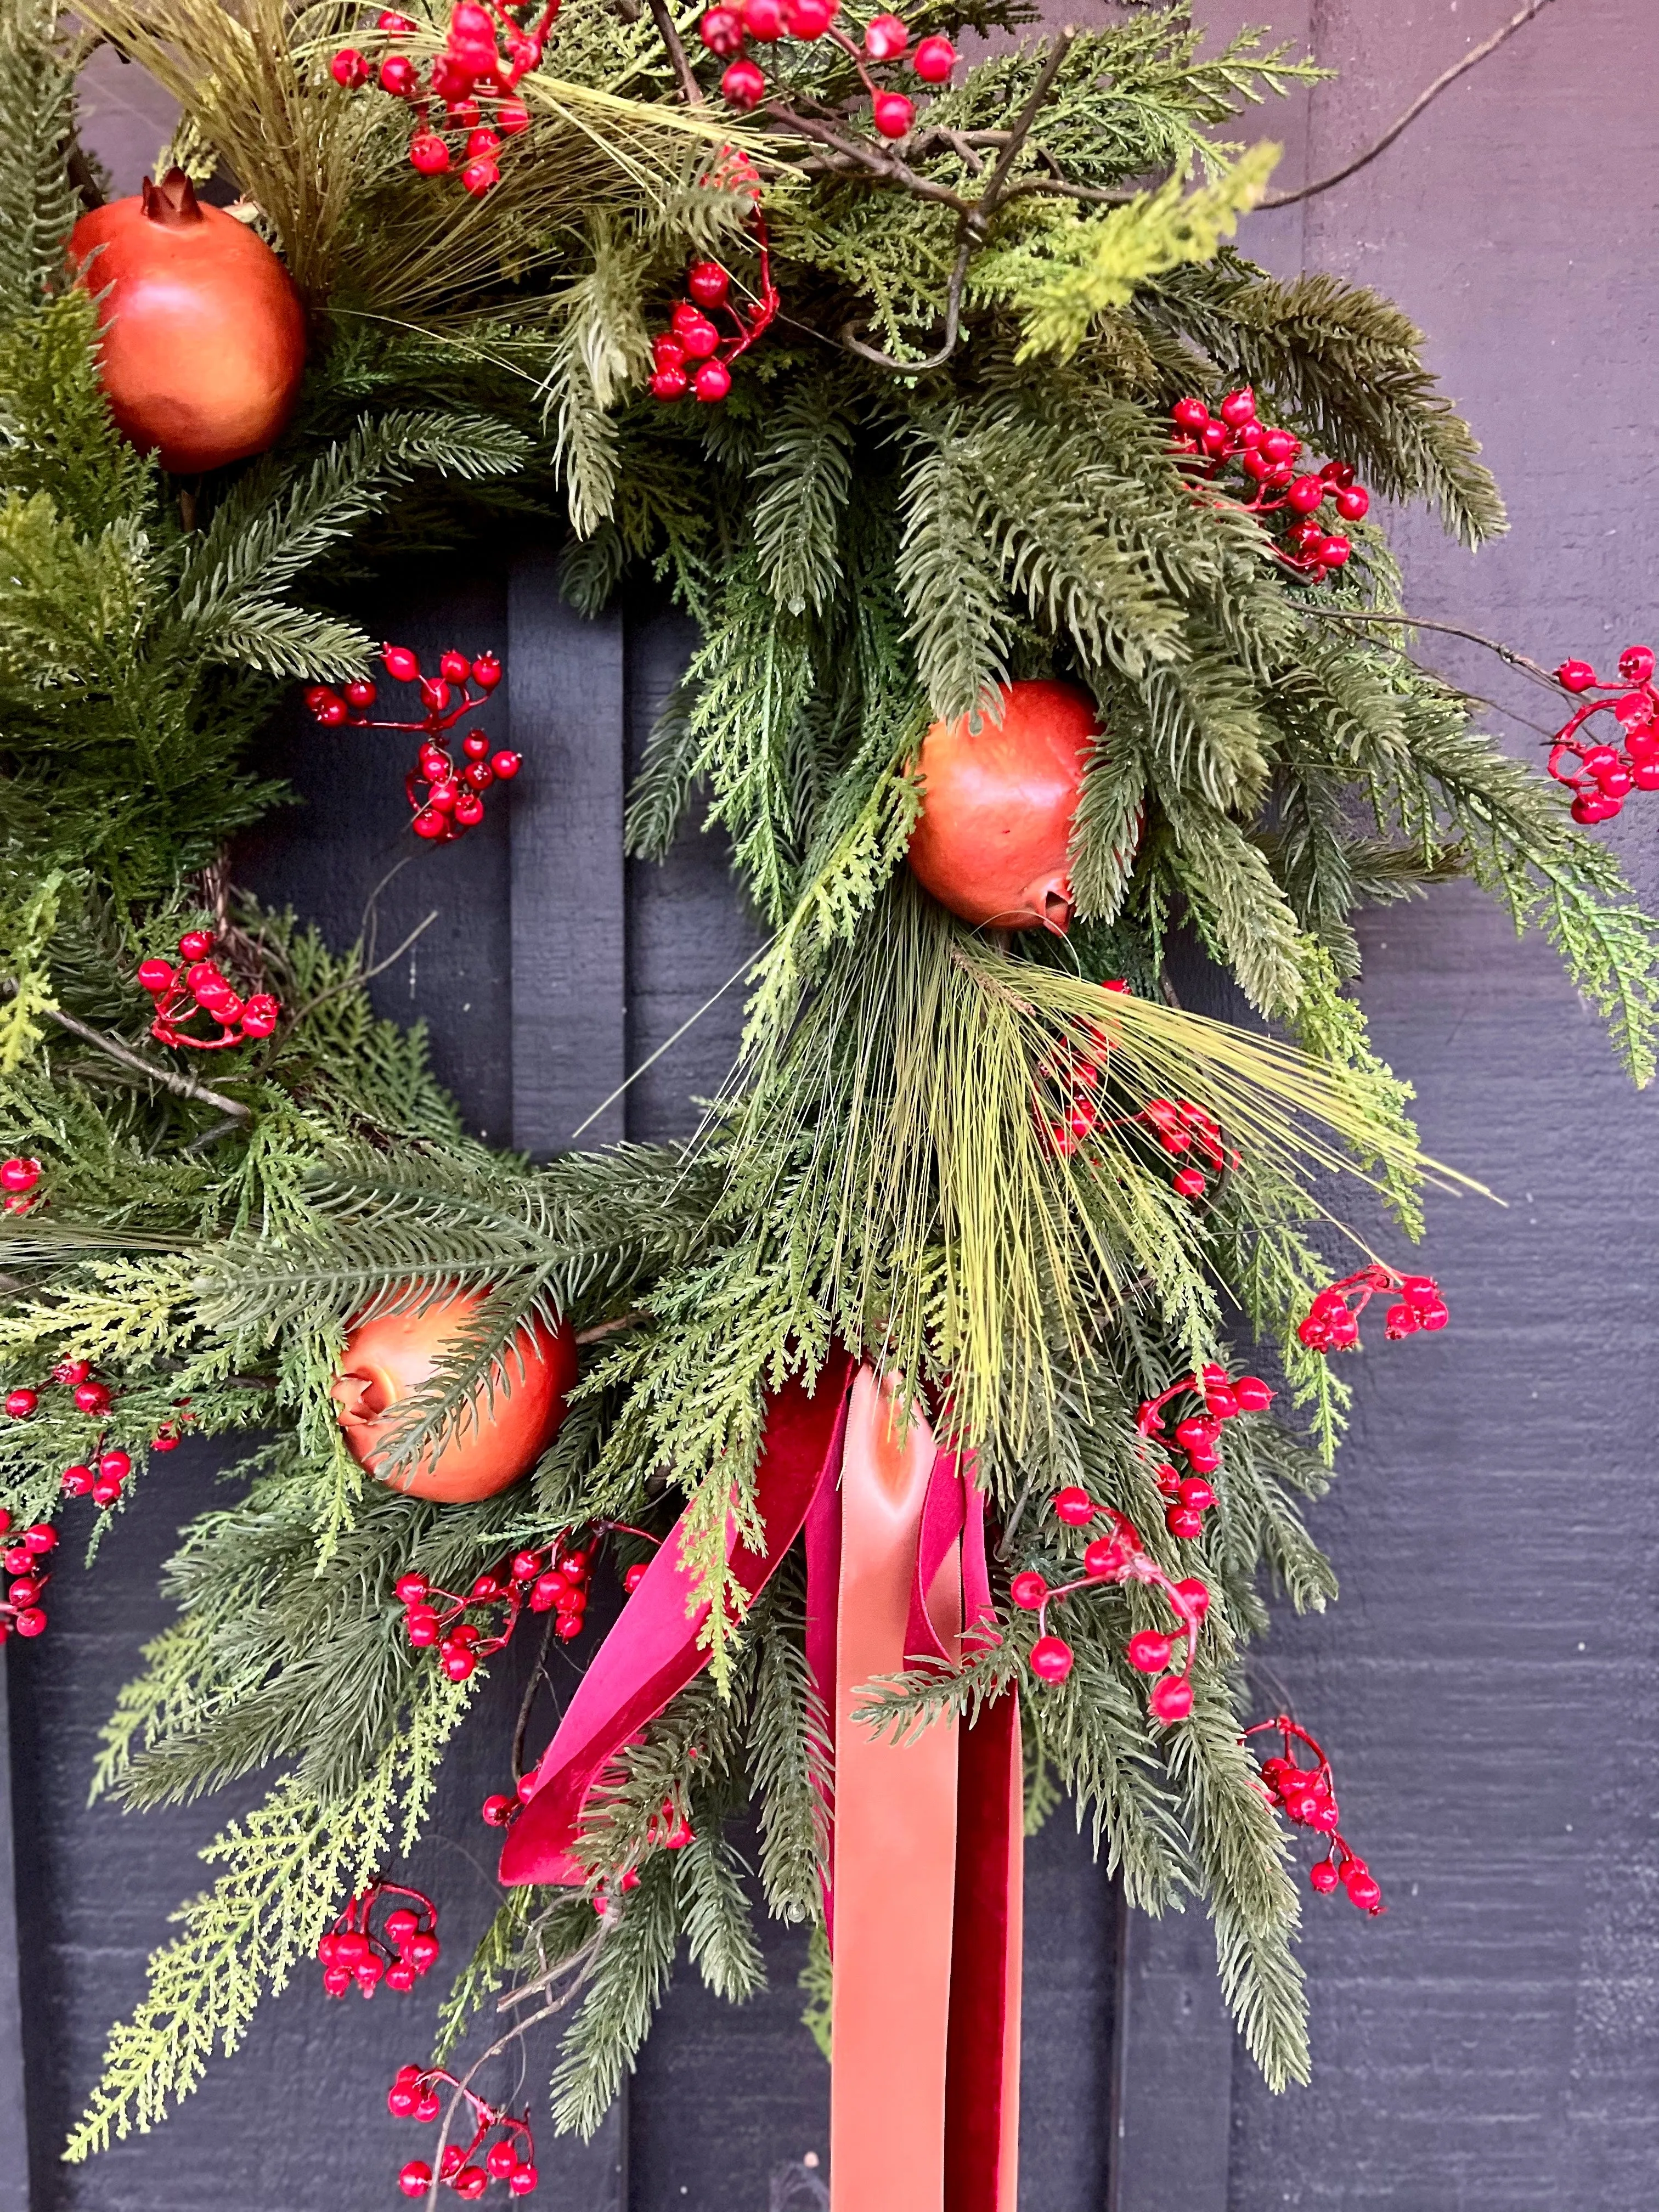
<box><xmin>512</xmin><ymin>1613</ymin><xmax>557</xmax><ymax>1783</ymax></box>
<box><xmin>24</xmin><ymin>997</ymin><xmax>253</xmax><ymax>1121</ymax></box>
<box><xmin>840</xmin><ymin>27</ymin><xmax>1077</xmax><ymax>375</ymax></box>
<box><xmin>1306</xmin><ymin>607</ymin><xmax>1561</xmax><ymax>692</ymax></box>
<box><xmin>1260</xmin><ymin>0</ymin><xmax>1561</xmax><ymax>210</ymax></box>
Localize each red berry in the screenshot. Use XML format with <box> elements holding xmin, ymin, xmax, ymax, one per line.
<box><xmin>1126</xmin><ymin>1630</ymin><xmax>1172</xmax><ymax>1673</ymax></box>
<box><xmin>136</xmin><ymin>957</ymin><xmax>175</xmax><ymax>995</ymax></box>
<box><xmin>461</xmin><ymin>157</ymin><xmax>499</xmax><ymax>195</ymax></box>
<box><xmin>51</xmin><ymin>1358</ymin><xmax>89</xmax><ymax>1386</ymax></box>
<box><xmin>651</xmin><ymin>366</ymin><xmax>689</xmax><ymax>401</ymax></box>
<box><xmin>98</xmin><ymin>1449</ymin><xmax>131</xmax><ymax>1481</ymax></box>
<box><xmin>405</xmin><ymin>1930</ymin><xmax>440</xmax><ymax>1971</ymax></box>
<box><xmin>482</xmin><ymin>1793</ymin><xmax>515</xmax><ymax>1826</ymax></box>
<box><xmin>509</xmin><ymin>2168</ymin><xmax>539</xmax><ymax>2197</ymax></box>
<box><xmin>388</xmin><ymin>2081</ymin><xmax>417</xmax><ymax>2113</ymax></box>
<box><xmin>1171</xmin><ymin>397</ymin><xmax>1210</xmax><ymax>433</ymax></box>
<box><xmin>1052</xmin><ymin>1485</ymin><xmax>1096</xmax><ymax>1526</ymax></box>
<box><xmin>1319</xmin><ymin>534</ymin><xmax>1352</xmax><ymax>568</ymax></box>
<box><xmin>323</xmin><ymin>1964</ymin><xmax>352</xmax><ymax>1996</ymax></box>
<box><xmin>1165</xmin><ymin>1505</ymin><xmax>1204</xmax><ymax>1540</ymax></box>
<box><xmin>1310</xmin><ymin>1860</ymin><xmax>1340</xmax><ymax>1894</ymax></box>
<box><xmin>384</xmin><ymin>1908</ymin><xmax>419</xmax><ymax>1945</ymax></box>
<box><xmin>498</xmin><ymin>98</ymin><xmax>531</xmax><ymax>133</ymax></box>
<box><xmin>1619</xmin><ymin>645</ymin><xmax>1655</xmax><ymax>684</ymax></box>
<box><xmin>1286</xmin><ymin>475</ymin><xmax>1326</xmax><ymax>514</ymax></box>
<box><xmin>693</xmin><ymin>358</ymin><xmax>732</xmax><ymax>403</ymax></box>
<box><xmin>380</xmin><ymin>54</ymin><xmax>419</xmax><ymax>96</ymax></box>
<box><xmin>444</xmin><ymin>1650</ymin><xmax>476</xmax><ymax>1680</ymax></box>
<box><xmin>454</xmin><ymin>2169</ymin><xmax>489</xmax><ymax>2201</ymax></box>
<box><xmin>1232</xmin><ymin>1376</ymin><xmax>1273</xmax><ymax>1412</ymax></box>
<box><xmin>699</xmin><ymin>7</ymin><xmax>747</xmax><ymax>54</ymax></box>
<box><xmin>722</xmin><ymin>57</ymin><xmax>767</xmax><ymax>108</ymax></box>
<box><xmin>61</xmin><ymin>1465</ymin><xmax>93</xmax><ymax>1496</ymax></box>
<box><xmin>1335</xmin><ymin>486</ymin><xmax>1370</xmax><ymax>521</ymax></box>
<box><xmin>2</xmin><ymin>1547</ymin><xmax>29</xmax><ymax>1575</ymax></box>
<box><xmin>912</xmin><ymin>32</ymin><xmax>955</xmax><ymax>81</ymax></box>
<box><xmin>556</xmin><ymin>1613</ymin><xmax>584</xmax><ymax>1640</ymax></box>
<box><xmin>22</xmin><ymin>1525</ymin><xmax>55</xmax><ymax>1553</ymax></box>
<box><xmin>1346</xmin><ymin>1871</ymin><xmax>1383</xmax><ymax>1913</ymax></box>
<box><xmin>1219</xmin><ymin>387</ymin><xmax>1256</xmax><ymax>428</ymax></box>
<box><xmin>415</xmin><ymin>2090</ymin><xmax>442</xmax><ymax>2122</ymax></box>
<box><xmin>490</xmin><ymin>751</ymin><xmax>522</xmax><ymax>780</ymax></box>
<box><xmin>1178</xmin><ymin>1477</ymin><xmax>1215</xmax><ymax>1512</ymax></box>
<box><xmin>412</xmin><ymin>809</ymin><xmax>448</xmax><ymax>840</ymax></box>
<box><xmin>6</xmin><ymin>1389</ymin><xmax>37</xmax><ymax>1419</ymax></box>
<box><xmin>406</xmin><ymin>1606</ymin><xmax>440</xmax><ymax>1645</ymax></box>
<box><xmin>395</xmin><ymin>1572</ymin><xmax>428</xmax><ymax>1605</ymax></box>
<box><xmin>687</xmin><ymin>261</ymin><xmax>730</xmax><ymax>306</ymax></box>
<box><xmin>1204</xmin><ymin>1384</ymin><xmax>1239</xmax><ymax>1420</ymax></box>
<box><xmin>331</xmin><ymin>47</ymin><xmax>370</xmax><ymax>87</ymax></box>
<box><xmin>466</xmin><ymin>127</ymin><xmax>501</xmax><ymax>161</ymax></box>
<box><xmin>399</xmin><ymin>2163</ymin><xmax>433</xmax><ymax>2198</ymax></box>
<box><xmin>73</xmin><ymin>1380</ymin><xmax>111</xmax><ymax>1413</ymax></box>
<box><xmin>8</xmin><ymin>1578</ymin><xmax>41</xmax><ymax>1607</ymax></box>
<box><xmin>90</xmin><ymin>1479</ymin><xmax>121</xmax><ymax>1508</ymax></box>
<box><xmin>623</xmin><ymin>1561</ymin><xmax>648</xmax><ymax>1593</ymax></box>
<box><xmin>1029</xmin><ymin>1634</ymin><xmax>1074</xmax><ymax>1684</ymax></box>
<box><xmin>1556</xmin><ymin>659</ymin><xmax>1598</xmax><ymax>692</ymax></box>
<box><xmin>383</xmin><ymin>645</ymin><xmax>420</xmax><ymax>680</ymax></box>
<box><xmin>487</xmin><ymin>2142</ymin><xmax>518</xmax><ymax>2179</ymax></box>
<box><xmin>14</xmin><ymin>1608</ymin><xmax>46</xmax><ymax>1638</ymax></box>
<box><xmin>1149</xmin><ymin>1674</ymin><xmax>1193</xmax><ymax>1723</ymax></box>
<box><xmin>865</xmin><ymin>13</ymin><xmax>908</xmax><ymax>59</ymax></box>
<box><xmin>1172</xmin><ymin>1166</ymin><xmax>1206</xmax><ymax>1199</ymax></box>
<box><xmin>782</xmin><ymin>0</ymin><xmax>836</xmax><ymax>30</ymax></box>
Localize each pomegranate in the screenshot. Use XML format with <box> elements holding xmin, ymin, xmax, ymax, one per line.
<box><xmin>332</xmin><ymin>1289</ymin><xmax>577</xmax><ymax>1504</ymax></box>
<box><xmin>69</xmin><ymin>169</ymin><xmax>306</xmax><ymax>473</ymax></box>
<box><xmin>906</xmin><ymin>680</ymin><xmax>1101</xmax><ymax>930</ymax></box>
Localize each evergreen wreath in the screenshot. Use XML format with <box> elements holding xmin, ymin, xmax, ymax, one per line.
<box><xmin>0</xmin><ymin>0</ymin><xmax>1649</xmax><ymax>2182</ymax></box>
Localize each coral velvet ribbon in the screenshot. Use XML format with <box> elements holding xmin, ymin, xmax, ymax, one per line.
<box><xmin>499</xmin><ymin>1352</ymin><xmax>1022</xmax><ymax>2212</ymax></box>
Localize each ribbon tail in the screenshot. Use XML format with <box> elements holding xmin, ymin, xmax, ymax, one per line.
<box><xmin>500</xmin><ymin>1346</ymin><xmax>854</xmax><ymax>1886</ymax></box>
<box><xmin>946</xmin><ymin>1690</ymin><xmax>1024</xmax><ymax>2212</ymax></box>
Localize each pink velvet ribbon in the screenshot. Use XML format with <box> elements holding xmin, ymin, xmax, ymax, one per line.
<box><xmin>499</xmin><ymin>1355</ymin><xmax>1022</xmax><ymax>2212</ymax></box>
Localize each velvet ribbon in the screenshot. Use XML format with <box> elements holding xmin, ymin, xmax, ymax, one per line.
<box><xmin>499</xmin><ymin>1354</ymin><xmax>1023</xmax><ymax>2212</ymax></box>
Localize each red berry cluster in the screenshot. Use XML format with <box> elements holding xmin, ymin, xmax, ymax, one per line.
<box><xmin>5</xmin><ymin>1354</ymin><xmax>177</xmax><ymax>1511</ymax></box>
<box><xmin>0</xmin><ymin>1508</ymin><xmax>57</xmax><ymax>1642</ymax></box>
<box><xmin>305</xmin><ymin>645</ymin><xmax>520</xmax><ymax>843</ymax></box>
<box><xmin>1297</xmin><ymin>1265</ymin><xmax>1447</xmax><ymax>1352</ymax></box>
<box><xmin>1244</xmin><ymin>1714</ymin><xmax>1383</xmax><ymax>1914</ymax></box>
<box><xmin>698</xmin><ymin>2</ymin><xmax>954</xmax><ymax>132</ymax></box>
<box><xmin>399</xmin><ymin>1537</ymin><xmax>594</xmax><ymax>1681</ymax></box>
<box><xmin>1548</xmin><ymin>646</ymin><xmax>1659</xmax><ymax>823</ymax></box>
<box><xmin>331</xmin><ymin>4</ymin><xmax>555</xmax><ymax>194</ymax></box>
<box><xmin>649</xmin><ymin>245</ymin><xmax>779</xmax><ymax>408</ymax></box>
<box><xmin>1</xmin><ymin>1155</ymin><xmax>42</xmax><ymax>1216</ymax></box>
<box><xmin>318</xmin><ymin>1878</ymin><xmax>441</xmax><ymax>1997</ymax></box>
<box><xmin>137</xmin><ymin>930</ymin><xmax>280</xmax><ymax>1051</ymax></box>
<box><xmin>1137</xmin><ymin>1096</ymin><xmax>1239</xmax><ymax>1204</ymax></box>
<box><xmin>1136</xmin><ymin>1364</ymin><xmax>1273</xmax><ymax>1539</ymax></box>
<box><xmin>390</xmin><ymin>2066</ymin><xmax>539</xmax><ymax>2197</ymax></box>
<box><xmin>1171</xmin><ymin>388</ymin><xmax>1368</xmax><ymax>583</ymax></box>
<box><xmin>1011</xmin><ymin>1499</ymin><xmax>1210</xmax><ymax>1723</ymax></box>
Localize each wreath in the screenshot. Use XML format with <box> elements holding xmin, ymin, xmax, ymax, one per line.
<box><xmin>0</xmin><ymin>0</ymin><xmax>1645</xmax><ymax>2198</ymax></box>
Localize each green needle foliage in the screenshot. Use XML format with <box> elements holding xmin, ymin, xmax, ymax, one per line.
<box><xmin>0</xmin><ymin>0</ymin><xmax>1650</xmax><ymax>2159</ymax></box>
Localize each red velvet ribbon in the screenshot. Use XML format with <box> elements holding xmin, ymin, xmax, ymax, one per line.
<box><xmin>500</xmin><ymin>1354</ymin><xmax>1022</xmax><ymax>2212</ymax></box>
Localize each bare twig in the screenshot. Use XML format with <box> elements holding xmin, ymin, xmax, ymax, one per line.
<box><xmin>1260</xmin><ymin>0</ymin><xmax>1562</xmax><ymax>209</ymax></box>
<box><xmin>573</xmin><ymin>1310</ymin><xmax>645</xmax><ymax>1345</ymax></box>
<box><xmin>286</xmin><ymin>907</ymin><xmax>439</xmax><ymax>1026</ymax></box>
<box><xmin>26</xmin><ymin>998</ymin><xmax>253</xmax><ymax>1121</ymax></box>
<box><xmin>645</xmin><ymin>0</ymin><xmax>703</xmax><ymax>104</ymax></box>
<box><xmin>1306</xmin><ymin>607</ymin><xmax>1561</xmax><ymax>692</ymax></box>
<box><xmin>512</xmin><ymin>1614</ymin><xmax>557</xmax><ymax>1784</ymax></box>
<box><xmin>840</xmin><ymin>27</ymin><xmax>1078</xmax><ymax>375</ymax></box>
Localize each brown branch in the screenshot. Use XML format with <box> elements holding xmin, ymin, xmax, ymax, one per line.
<box><xmin>839</xmin><ymin>27</ymin><xmax>1078</xmax><ymax>375</ymax></box>
<box><xmin>20</xmin><ymin>995</ymin><xmax>253</xmax><ymax>1121</ymax></box>
<box><xmin>645</xmin><ymin>0</ymin><xmax>703</xmax><ymax>105</ymax></box>
<box><xmin>1260</xmin><ymin>0</ymin><xmax>1562</xmax><ymax>209</ymax></box>
<box><xmin>1306</xmin><ymin>607</ymin><xmax>1561</xmax><ymax>692</ymax></box>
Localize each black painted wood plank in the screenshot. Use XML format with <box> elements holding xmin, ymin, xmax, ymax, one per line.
<box><xmin>1110</xmin><ymin>1901</ymin><xmax>1232</xmax><ymax>2212</ymax></box>
<box><xmin>509</xmin><ymin>553</ymin><xmax>627</xmax><ymax>1153</ymax></box>
<box><xmin>0</xmin><ymin>1654</ymin><xmax>32</xmax><ymax>2210</ymax></box>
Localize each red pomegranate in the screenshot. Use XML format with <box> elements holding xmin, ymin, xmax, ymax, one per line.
<box><xmin>331</xmin><ymin>1289</ymin><xmax>578</xmax><ymax>1505</ymax></box>
<box><xmin>906</xmin><ymin>680</ymin><xmax>1101</xmax><ymax>931</ymax></box>
<box><xmin>69</xmin><ymin>170</ymin><xmax>306</xmax><ymax>474</ymax></box>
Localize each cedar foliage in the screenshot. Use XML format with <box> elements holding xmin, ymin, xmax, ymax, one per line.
<box><xmin>0</xmin><ymin>0</ymin><xmax>1650</xmax><ymax>2161</ymax></box>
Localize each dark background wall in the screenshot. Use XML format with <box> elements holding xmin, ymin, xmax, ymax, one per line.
<box><xmin>3</xmin><ymin>4</ymin><xmax>1656</xmax><ymax>2207</ymax></box>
